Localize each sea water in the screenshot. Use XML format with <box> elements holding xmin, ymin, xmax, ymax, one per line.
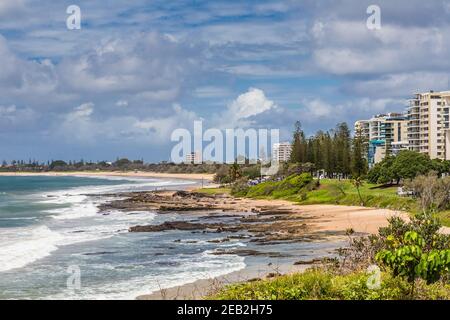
<box><xmin>0</xmin><ymin>175</ymin><xmax>246</xmax><ymax>299</ymax></box>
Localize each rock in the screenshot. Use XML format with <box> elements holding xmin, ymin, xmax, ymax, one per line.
<box><xmin>129</xmin><ymin>221</ymin><xmax>242</xmax><ymax>233</ymax></box>
<box><xmin>293</xmin><ymin>258</ymin><xmax>323</xmax><ymax>265</ymax></box>
<box><xmin>207</xmin><ymin>238</ymin><xmax>230</xmax><ymax>243</ymax></box>
<box><xmin>210</xmin><ymin>249</ymin><xmax>290</xmax><ymax>258</ymax></box>
<box><xmin>266</xmin><ymin>272</ymin><xmax>280</xmax><ymax>278</ymax></box>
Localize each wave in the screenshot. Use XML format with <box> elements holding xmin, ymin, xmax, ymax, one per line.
<box><xmin>42</xmin><ymin>252</ymin><xmax>246</xmax><ymax>300</ymax></box>
<box><xmin>40</xmin><ymin>177</ymin><xmax>183</xmax><ymax>221</ymax></box>
<box><xmin>0</xmin><ymin>176</ymin><xmax>191</xmax><ymax>273</ymax></box>
<box><xmin>0</xmin><ymin>225</ymin><xmax>61</xmax><ymax>273</ymax></box>
<box><xmin>0</xmin><ymin>210</ymin><xmax>157</xmax><ymax>273</ymax></box>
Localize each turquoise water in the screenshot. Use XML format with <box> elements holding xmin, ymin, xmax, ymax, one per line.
<box><xmin>0</xmin><ymin>175</ymin><xmax>344</xmax><ymax>300</ymax></box>
<box><xmin>0</xmin><ymin>175</ymin><xmax>246</xmax><ymax>299</ymax></box>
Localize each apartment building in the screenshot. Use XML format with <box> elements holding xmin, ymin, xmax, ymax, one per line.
<box><xmin>185</xmin><ymin>151</ymin><xmax>202</xmax><ymax>164</ymax></box>
<box><xmin>272</xmin><ymin>142</ymin><xmax>292</xmax><ymax>163</ymax></box>
<box><xmin>407</xmin><ymin>91</ymin><xmax>450</xmax><ymax>160</ymax></box>
<box><xmin>355</xmin><ymin>113</ymin><xmax>409</xmax><ymax>166</ymax></box>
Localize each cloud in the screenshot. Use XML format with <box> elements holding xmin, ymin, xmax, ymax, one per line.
<box><xmin>2</xmin><ymin>0</ymin><xmax>450</xmax><ymax>161</ymax></box>
<box><xmin>215</xmin><ymin>88</ymin><xmax>277</xmax><ymax>128</ymax></box>
<box><xmin>115</xmin><ymin>100</ymin><xmax>129</xmax><ymax>107</ymax></box>
<box><xmin>58</xmin><ymin>33</ymin><xmax>200</xmax><ymax>96</ymax></box>
<box><xmin>0</xmin><ymin>104</ymin><xmax>35</xmax><ymax>132</ymax></box>
<box><xmin>311</xmin><ymin>20</ymin><xmax>450</xmax><ymax>75</ymax></box>
<box><xmin>56</xmin><ymin>102</ymin><xmax>200</xmax><ymax>146</ymax></box>
<box><xmin>193</xmin><ymin>86</ymin><xmax>231</xmax><ymax>98</ymax></box>
<box><xmin>0</xmin><ymin>0</ymin><xmax>25</xmax><ymax>17</ymax></box>
<box><xmin>66</xmin><ymin>103</ymin><xmax>94</xmax><ymax>121</ymax></box>
<box><xmin>348</xmin><ymin>72</ymin><xmax>450</xmax><ymax>98</ymax></box>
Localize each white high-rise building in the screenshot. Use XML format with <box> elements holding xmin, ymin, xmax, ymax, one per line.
<box><xmin>407</xmin><ymin>90</ymin><xmax>450</xmax><ymax>160</ymax></box>
<box><xmin>272</xmin><ymin>142</ymin><xmax>292</xmax><ymax>163</ymax></box>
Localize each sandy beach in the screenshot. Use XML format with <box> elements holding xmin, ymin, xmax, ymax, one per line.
<box><xmin>135</xmin><ymin>201</ymin><xmax>409</xmax><ymax>300</ymax></box>
<box><xmin>97</xmin><ymin>189</ymin><xmax>410</xmax><ymax>300</ymax></box>
<box><xmin>0</xmin><ymin>171</ymin><xmax>215</xmax><ymax>182</ymax></box>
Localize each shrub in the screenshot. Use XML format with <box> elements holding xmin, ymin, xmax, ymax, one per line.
<box><xmin>404</xmin><ymin>172</ymin><xmax>450</xmax><ymax>212</ymax></box>
<box><xmin>242</xmin><ymin>173</ymin><xmax>314</xmax><ymax>199</ymax></box>
<box><xmin>230</xmin><ymin>178</ymin><xmax>250</xmax><ymax>197</ymax></box>
<box><xmin>209</xmin><ymin>268</ymin><xmax>450</xmax><ymax>300</ymax></box>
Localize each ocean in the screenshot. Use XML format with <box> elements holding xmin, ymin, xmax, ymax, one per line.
<box><xmin>0</xmin><ymin>175</ymin><xmax>246</xmax><ymax>299</ymax></box>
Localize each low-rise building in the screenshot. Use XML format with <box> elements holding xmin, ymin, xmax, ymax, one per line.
<box><xmin>272</xmin><ymin>142</ymin><xmax>292</xmax><ymax>163</ymax></box>
<box><xmin>185</xmin><ymin>151</ymin><xmax>202</xmax><ymax>164</ymax></box>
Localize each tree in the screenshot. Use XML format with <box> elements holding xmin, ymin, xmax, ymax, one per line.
<box><xmin>371</xmin><ymin>212</ymin><xmax>450</xmax><ymax>297</ymax></box>
<box><xmin>49</xmin><ymin>160</ymin><xmax>67</xmax><ymax>170</ymax></box>
<box><xmin>390</xmin><ymin>150</ymin><xmax>432</xmax><ymax>184</ymax></box>
<box><xmin>352</xmin><ymin>176</ymin><xmax>365</xmax><ymax>206</ymax></box>
<box><xmin>367</xmin><ymin>155</ymin><xmax>397</xmax><ymax>184</ymax></box>
<box><xmin>351</xmin><ymin>127</ymin><xmax>368</xmax><ymax>178</ymax></box>
<box><xmin>404</xmin><ymin>172</ymin><xmax>450</xmax><ymax>213</ymax></box>
<box><xmin>431</xmin><ymin>158</ymin><xmax>448</xmax><ymax>177</ymax></box>
<box><xmin>290</xmin><ymin>121</ymin><xmax>307</xmax><ymax>163</ymax></box>
<box><xmin>334</xmin><ymin>122</ymin><xmax>352</xmax><ymax>178</ymax></box>
<box><xmin>376</xmin><ymin>229</ymin><xmax>450</xmax><ymax>296</ymax></box>
<box><xmin>229</xmin><ymin>162</ymin><xmax>242</xmax><ymax>182</ymax></box>
<box><xmin>114</xmin><ymin>158</ymin><xmax>131</xmax><ymax>168</ymax></box>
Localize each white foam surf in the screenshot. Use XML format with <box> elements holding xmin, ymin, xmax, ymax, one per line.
<box><xmin>0</xmin><ymin>225</ymin><xmax>62</xmax><ymax>273</ymax></box>
<box><xmin>0</xmin><ymin>176</ymin><xmax>171</xmax><ymax>272</ymax></box>
<box><xmin>43</xmin><ymin>253</ymin><xmax>246</xmax><ymax>300</ymax></box>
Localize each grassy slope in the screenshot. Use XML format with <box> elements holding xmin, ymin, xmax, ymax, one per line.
<box><xmin>195</xmin><ymin>187</ymin><xmax>231</xmax><ymax>195</ymax></box>
<box><xmin>243</xmin><ymin>178</ymin><xmax>418</xmax><ymax>213</ymax></box>
<box><xmin>297</xmin><ymin>179</ymin><xmax>418</xmax><ymax>212</ymax></box>
<box><xmin>197</xmin><ymin>178</ymin><xmax>447</xmax><ymax>227</ymax></box>
<box><xmin>209</xmin><ymin>268</ymin><xmax>450</xmax><ymax>300</ymax></box>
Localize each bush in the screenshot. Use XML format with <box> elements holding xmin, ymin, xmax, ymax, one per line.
<box><xmin>241</xmin><ymin>173</ymin><xmax>314</xmax><ymax>199</ymax></box>
<box><xmin>209</xmin><ymin>268</ymin><xmax>450</xmax><ymax>300</ymax></box>
<box><xmin>230</xmin><ymin>178</ymin><xmax>250</xmax><ymax>197</ymax></box>
<box><xmin>404</xmin><ymin>172</ymin><xmax>450</xmax><ymax>212</ymax></box>
<box><xmin>211</xmin><ymin>212</ymin><xmax>450</xmax><ymax>300</ymax></box>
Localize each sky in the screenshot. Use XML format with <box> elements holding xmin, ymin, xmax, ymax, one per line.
<box><xmin>1</xmin><ymin>0</ymin><xmax>450</xmax><ymax>162</ymax></box>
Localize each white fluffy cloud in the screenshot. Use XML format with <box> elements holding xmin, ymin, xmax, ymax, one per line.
<box><xmin>213</xmin><ymin>88</ymin><xmax>277</xmax><ymax>128</ymax></box>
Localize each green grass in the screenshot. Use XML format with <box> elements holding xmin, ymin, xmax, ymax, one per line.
<box><xmin>195</xmin><ymin>187</ymin><xmax>231</xmax><ymax>195</ymax></box>
<box><xmin>298</xmin><ymin>179</ymin><xmax>418</xmax><ymax>212</ymax></box>
<box><xmin>209</xmin><ymin>268</ymin><xmax>450</xmax><ymax>300</ymax></box>
<box><xmin>239</xmin><ymin>176</ymin><xmax>418</xmax><ymax>212</ymax></box>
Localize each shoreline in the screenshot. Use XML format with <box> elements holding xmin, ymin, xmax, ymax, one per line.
<box><xmin>0</xmin><ymin>171</ymin><xmax>215</xmax><ymax>182</ymax></box>
<box><xmin>137</xmin><ymin>261</ymin><xmax>310</xmax><ymax>300</ymax></box>
<box><xmin>100</xmin><ymin>189</ymin><xmax>410</xmax><ymax>300</ymax></box>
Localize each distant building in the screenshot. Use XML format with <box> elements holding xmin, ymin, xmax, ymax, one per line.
<box><xmin>355</xmin><ymin>113</ymin><xmax>408</xmax><ymax>166</ymax></box>
<box><xmin>185</xmin><ymin>151</ymin><xmax>202</xmax><ymax>164</ymax></box>
<box><xmin>272</xmin><ymin>142</ymin><xmax>292</xmax><ymax>163</ymax></box>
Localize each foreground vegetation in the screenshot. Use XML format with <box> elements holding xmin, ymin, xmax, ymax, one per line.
<box><xmin>211</xmin><ymin>269</ymin><xmax>450</xmax><ymax>300</ymax></box>
<box><xmin>211</xmin><ymin>213</ymin><xmax>450</xmax><ymax>300</ymax></box>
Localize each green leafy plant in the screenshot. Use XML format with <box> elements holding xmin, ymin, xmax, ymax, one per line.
<box><xmin>376</xmin><ymin>230</ymin><xmax>450</xmax><ymax>296</ymax></box>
